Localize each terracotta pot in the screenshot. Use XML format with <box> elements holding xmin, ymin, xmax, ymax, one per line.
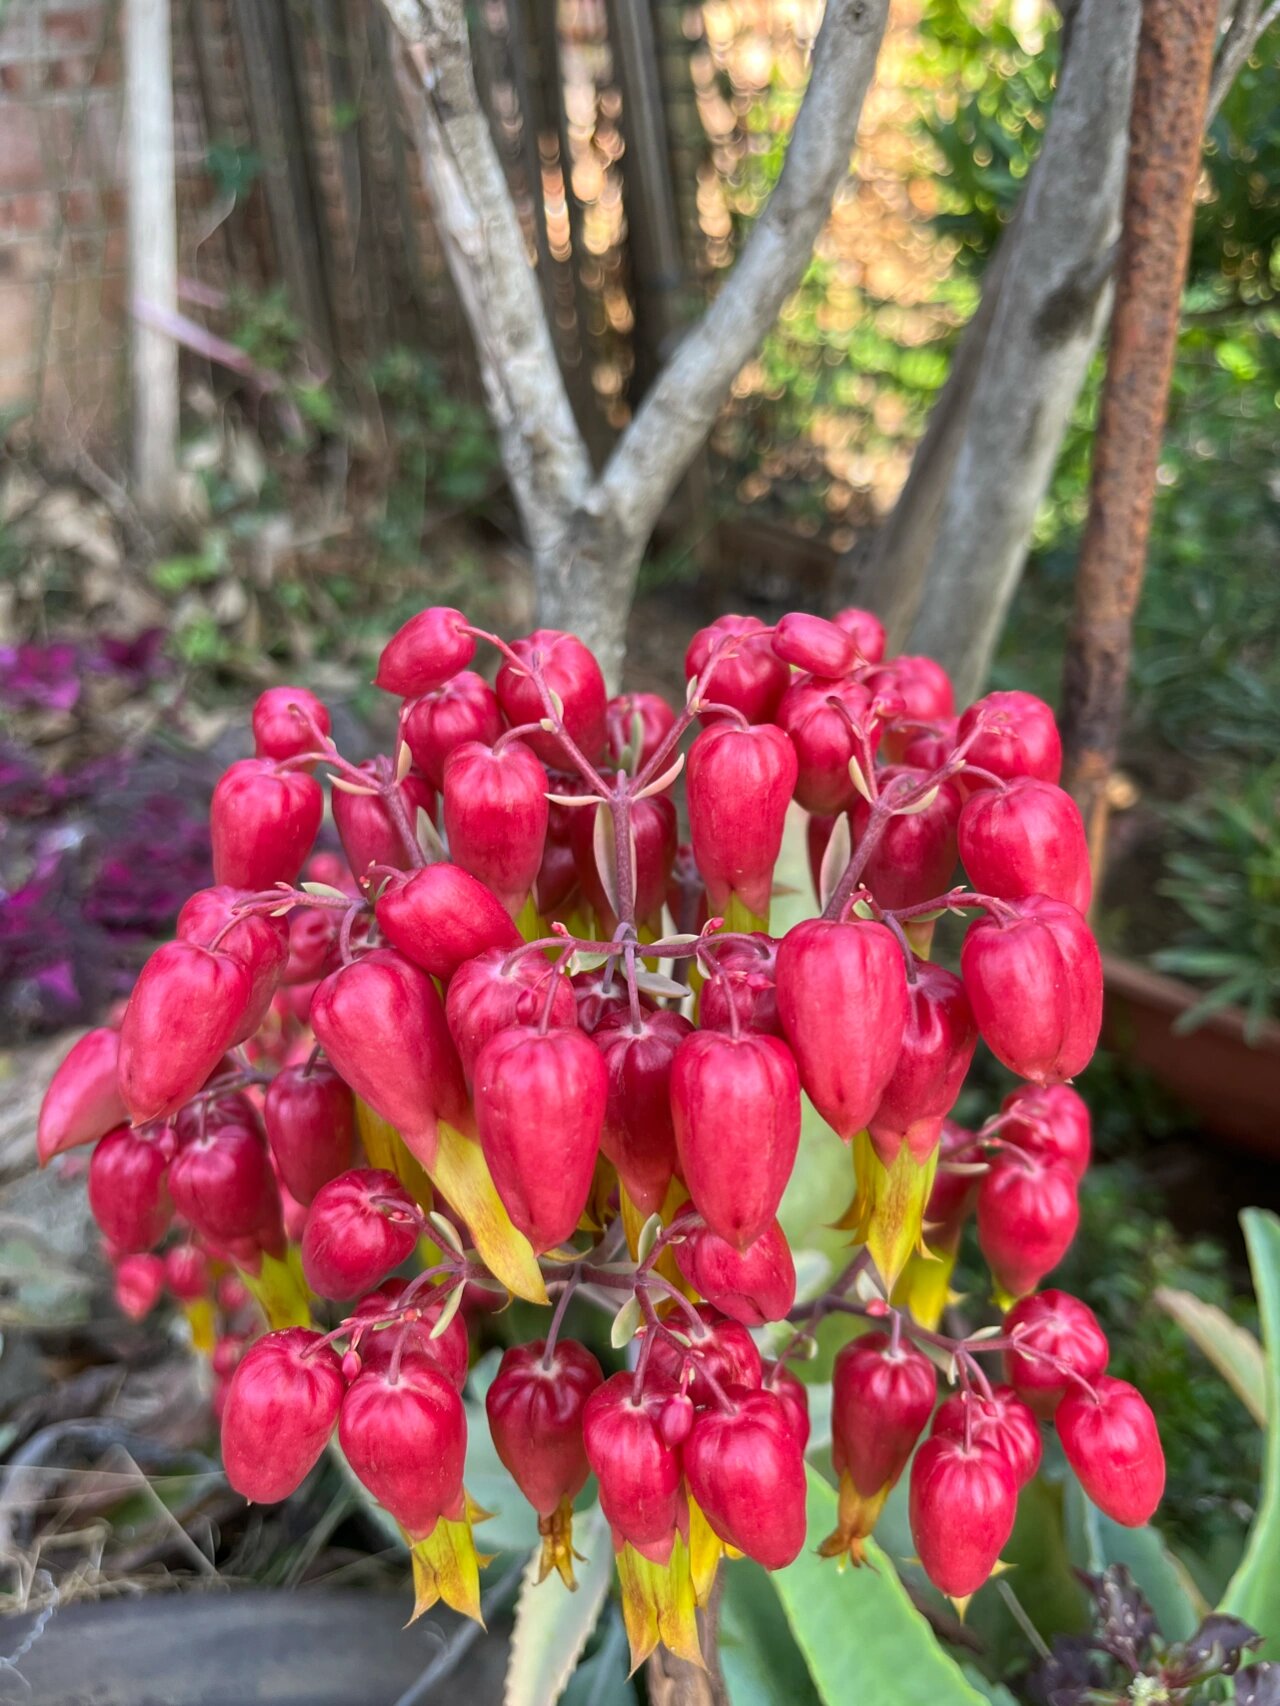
<box><xmin>1102</xmin><ymin>954</ymin><xmax>1280</xmax><ymax>1154</ymax></box>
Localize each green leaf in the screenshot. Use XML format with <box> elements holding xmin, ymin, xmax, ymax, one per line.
<box><xmin>1154</xmin><ymin>1284</ymin><xmax>1266</xmax><ymax>1426</ymax></box>
<box><xmin>771</xmin><ymin>1468</ymin><xmax>989</xmax><ymax>1706</ymax></box>
<box><xmin>719</xmin><ymin>1560</ymin><xmax>822</xmax><ymax>1706</ymax></box>
<box><xmin>1221</xmin><ymin>1210</ymin><xmax>1280</xmax><ymax>1644</ymax></box>
<box><xmin>1064</xmin><ymin>1479</ymin><xmax>1199</xmax><ymax>1641</ymax></box>
<box><xmin>504</xmin><ymin>1505</ymin><xmax>612</xmax><ymax>1706</ymax></box>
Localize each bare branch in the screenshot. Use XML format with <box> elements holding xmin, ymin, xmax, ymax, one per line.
<box><xmin>384</xmin><ymin>0</ymin><xmax>593</xmax><ymax>559</ymax></box>
<box><xmin>1208</xmin><ymin>0</ymin><xmax>1280</xmax><ymax>120</ymax></box>
<box><xmin>591</xmin><ymin>0</ymin><xmax>891</xmax><ymax>557</ymax></box>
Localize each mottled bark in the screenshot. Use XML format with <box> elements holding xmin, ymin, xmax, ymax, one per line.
<box><xmin>1060</xmin><ymin>0</ymin><xmax>1222</xmax><ymax>867</ymax></box>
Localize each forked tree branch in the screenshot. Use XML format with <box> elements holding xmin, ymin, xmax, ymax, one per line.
<box><xmin>381</xmin><ymin>0</ymin><xmax>891</xmax><ymax>685</ymax></box>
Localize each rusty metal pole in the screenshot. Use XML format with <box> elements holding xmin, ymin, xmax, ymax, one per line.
<box><xmin>1059</xmin><ymin>0</ymin><xmax>1221</xmax><ymax>878</ymax></box>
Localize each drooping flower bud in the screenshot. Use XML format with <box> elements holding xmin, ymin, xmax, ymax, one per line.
<box><xmin>957</xmin><ymin>690</ymin><xmax>1062</xmax><ymax>787</ymax></box>
<box><xmin>776</xmin><ymin>918</ymin><xmax>909</xmax><ymax>1141</ymax></box>
<box><xmin>645</xmin><ymin>1303</ymin><xmax>763</xmax><ymax>1405</ymax></box>
<box><xmin>686</xmin><ymin>723</ymin><xmax>797</xmax><ymax>919</ymax></box>
<box><xmin>1003</xmin><ymin>1290</ymin><xmax>1110</xmax><ymax>1417</ymax></box>
<box><xmin>977</xmin><ymin>1151</ymin><xmax>1080</xmax><ymax>1298</ymax></box>
<box><xmin>163</xmin><ymin>1243</ymin><xmax>209</xmax><ymax>1301</ymax></box>
<box><xmin>351</xmin><ymin>1278</ymin><xmax>470</xmax><ymax>1390</ymax></box>
<box><xmin>445</xmin><ymin>948</ymin><xmax>576</xmax><ymax>1081</ymax></box>
<box><xmin>832</xmin><ymin>1331</ymin><xmax>936</xmax><ymax>1500</ymax></box>
<box><xmin>592</xmin><ymin>1008</ymin><xmax>692</xmax><ymax>1215</ymax></box>
<box><xmin>473</xmin><ymin>1026</ymin><xmax>607</xmax><ymax>1253</ymax></box>
<box><xmin>176</xmin><ymin>886</ymin><xmax>288</xmax><ymax>1043</ymax></box>
<box><xmin>263</xmin><ymin>1060</ymin><xmax>356</xmax><ymax>1205</ymax></box>
<box><xmin>168</xmin><ymin>1119</ymin><xmax>281</xmax><ymax>1246</ymax></box>
<box><xmin>674</xmin><ymin>1218</ymin><xmax>796</xmax><ymax>1325</ymax></box>
<box><xmin>210</xmin><ymin>759</ymin><xmax>323</xmax><ymax>890</ymax></box>
<box><xmin>777</xmin><ymin>676</ymin><xmax>879</xmax><ymax>815</ymax></box>
<box><xmin>685</xmin><ymin>614</ymin><xmax>789</xmax><ymax>725</ymax></box>
<box><xmin>571</xmin><ymin>964</ymin><xmax>653</xmax><ymax>1035</ymax></box>
<box><xmin>252</xmin><ymin>686</ymin><xmax>329</xmax><ymax>762</ymax></box>
<box><xmin>605</xmin><ymin>692</ymin><xmax>677</xmax><ymax>770</ymax></box>
<box><xmin>496</xmin><ymin>629</ymin><xmax>608</xmax><ymax>768</ymax></box>
<box><xmin>114</xmin><ymin>1252</ymin><xmax>166</xmax><ymax>1320</ymax></box>
<box><xmin>931</xmin><ymin>1386</ymin><xmax>1042</xmax><ymax>1489</ymax></box>
<box><xmin>402</xmin><ymin>670</ymin><xmax>503</xmax><ymax>788</ymax></box>
<box><xmin>909</xmin><ymin>1433</ymin><xmax>1018</xmax><ymax>1598</ymax></box>
<box><xmin>864</xmin><ymin>655</ymin><xmax>955</xmax><ymax>745</ymax></box>
<box><xmin>961</xmin><ymin>897</ymin><xmax>1102</xmax><ymax>1084</ymax></box>
<box><xmin>284</xmin><ymin>904</ymin><xmax>339</xmax><ymax>987</ymax></box>
<box><xmin>375</xmin><ymin>606</ymin><xmax>475</xmax><ymax>697</ymax></box>
<box><xmin>772</xmin><ymin>611</ymin><xmax>857</xmax><ymax>679</ymax></box>
<box><xmin>442</xmin><ymin>738</ymin><xmax>549</xmax><ymax>917</ymax></box>
<box><xmin>332</xmin><ymin>760</ymin><xmax>435</xmax><ymax>879</ymax></box>
<box><xmin>37</xmin><ymin>1026</ymin><xmax>128</xmax><ymax>1165</ymax></box>
<box><xmin>670</xmin><ymin>1030</ymin><xmax>800</xmax><ymax>1250</ymax></box>
<box><xmin>868</xmin><ymin>960</ymin><xmax>976</xmax><ymax>1167</ymax></box>
<box><xmin>999</xmin><ymin>1084</ymin><xmax>1091</xmax><ymax>1180</ymax></box>
<box><xmin>699</xmin><ymin>934</ymin><xmax>782</xmax><ymax>1037</ymax></box>
<box><xmin>851</xmin><ymin>769</ymin><xmax>962</xmax><ymax>910</ymax></box>
<box><xmin>339</xmin><ymin>1360</ymin><xmax>468</xmax><ymax>1539</ymax></box>
<box><xmin>301</xmin><ymin>1168</ymin><xmax>420</xmax><ymax>1299</ymax></box>
<box><xmin>1056</xmin><ymin>1376</ymin><xmax>1165</xmax><ymax>1527</ymax></box>
<box><xmin>763</xmin><ymin>1362</ymin><xmax>811</xmax><ymax>1450</ymax></box>
<box><xmin>310</xmin><ymin>949</ymin><xmax>470</xmax><ymax>1164</ymax></box>
<box><xmin>375</xmin><ymin>863</ymin><xmax>521</xmax><ymax>980</ymax></box>
<box><xmin>831</xmin><ymin>605</ymin><xmax>886</xmax><ymax>663</ymax></box>
<box><xmin>958</xmin><ymin>778</ymin><xmax>1091</xmax><ymax>915</ymax></box>
<box><xmin>582</xmin><ymin>1372</ymin><xmax>683</xmax><ymax>1553</ymax></box>
<box><xmin>119</xmin><ymin>942</ymin><xmax>253</xmax><ymax>1124</ymax></box>
<box><xmin>222</xmin><ymin>1329</ymin><xmax>346</xmax><ymax>1503</ymax></box>
<box><xmin>485</xmin><ymin>1339</ymin><xmax>603</xmax><ymax>1515</ymax></box>
<box><xmin>684</xmin><ymin>1387</ymin><xmax>808</xmax><ymax>1570</ymax></box>
<box><xmin>88</xmin><ymin>1125</ymin><xmax>172</xmax><ymax>1252</ymax></box>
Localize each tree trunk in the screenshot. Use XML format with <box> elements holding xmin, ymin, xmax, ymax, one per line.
<box><xmin>901</xmin><ymin>0</ymin><xmax>1139</xmax><ymax>703</ymax></box>
<box><xmin>126</xmin><ymin>0</ymin><xmax>180</xmax><ymax>514</ymax></box>
<box><xmin>1060</xmin><ymin>0</ymin><xmax>1221</xmax><ymax>869</ymax></box>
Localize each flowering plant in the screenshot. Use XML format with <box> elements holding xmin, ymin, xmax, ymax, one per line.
<box><xmin>37</xmin><ymin>605</ymin><xmax>1166</xmax><ymax>1677</ymax></box>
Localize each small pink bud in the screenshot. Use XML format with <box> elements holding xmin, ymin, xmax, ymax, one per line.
<box><xmin>583</xmin><ymin>1372</ymin><xmax>683</xmax><ymax>1553</ymax></box>
<box><xmin>1003</xmin><ymin>1290</ymin><xmax>1110</xmax><ymax>1417</ymax></box>
<box><xmin>832</xmin><ymin>1331</ymin><xmax>936</xmax><ymax>1498</ymax></box>
<box><xmin>252</xmin><ymin>686</ymin><xmax>329</xmax><ymax>762</ymax></box>
<box><xmin>685</xmin><ymin>614</ymin><xmax>789</xmax><ymax>725</ymax></box>
<box><xmin>869</xmin><ymin>961</ymin><xmax>976</xmax><ymax>1167</ymax></box>
<box><xmin>605</xmin><ymin>692</ymin><xmax>677</xmax><ymax>769</ymax></box>
<box><xmin>772</xmin><ymin>611</ymin><xmax>856</xmax><ymax>679</ymax></box>
<box><xmin>223</xmin><ymin>1329</ymin><xmax>345</xmax><ymax>1503</ymax></box>
<box><xmin>352</xmin><ymin>1278</ymin><xmax>470</xmax><ymax>1391</ymax></box>
<box><xmin>958</xmin><ymin>690</ymin><xmax>1062</xmax><ymax>787</ymax></box>
<box><xmin>496</xmin><ymin>629</ymin><xmax>607</xmax><ymax>767</ymax></box>
<box><xmin>36</xmin><ymin>1026</ymin><xmax>128</xmax><ymax>1166</ymax></box>
<box><xmin>168</xmin><ymin>1119</ymin><xmax>281</xmax><ymax>1246</ymax></box>
<box><xmin>686</xmin><ymin>722</ymin><xmax>797</xmax><ymax>918</ymax></box>
<box><xmin>445</xmin><ymin>948</ymin><xmax>575</xmax><ymax>1081</ymax></box>
<box><xmin>670</xmin><ymin>1031</ymin><xmax>800</xmax><ymax>1251</ymax></box>
<box><xmin>263</xmin><ymin>1061</ymin><xmax>356</xmax><ymax>1205</ymax></box>
<box><xmin>645</xmin><ymin>1304</ymin><xmax>764</xmax><ymax>1407</ymax></box>
<box><xmin>978</xmin><ymin>1151</ymin><xmax>1079</xmax><ymax>1298</ymax></box>
<box><xmin>88</xmin><ymin>1124</ymin><xmax>172</xmax><ymax>1252</ymax></box>
<box><xmin>119</xmin><ymin>942</ymin><xmax>254</xmax><ymax>1124</ymax></box>
<box><xmin>163</xmin><ymin>1244</ymin><xmax>209</xmax><ymax>1301</ymax></box>
<box><xmin>211</xmin><ymin>759</ymin><xmax>323</xmax><ymax>889</ymax></box>
<box><xmin>375</xmin><ymin>606</ymin><xmax>475</xmax><ymax>696</ymax></box>
<box><xmin>831</xmin><ymin>606</ymin><xmax>886</xmax><ymax>663</ymax></box>
<box><xmin>674</xmin><ymin>1218</ymin><xmax>796</xmax><ymax>1326</ymax></box>
<box><xmin>1056</xmin><ymin>1375</ymin><xmax>1164</xmax><ymax>1527</ymax></box>
<box><xmin>340</xmin><ymin>1360</ymin><xmax>468</xmax><ymax>1539</ymax></box>
<box><xmin>301</xmin><ymin>1168</ymin><xmax>420</xmax><ymax>1299</ymax></box>
<box><xmin>474</xmin><ymin>1027</ymin><xmax>607</xmax><ymax>1253</ymax></box>
<box><xmin>115</xmin><ymin>1252</ymin><xmax>166</xmax><ymax>1320</ymax></box>
<box><xmin>778</xmin><ymin>676</ymin><xmax>879</xmax><ymax>815</ymax></box>
<box><xmin>961</xmin><ymin>896</ymin><xmax>1102</xmax><ymax>1084</ymax></box>
<box><xmin>776</xmin><ymin>918</ymin><xmax>908</xmax><ymax>1142</ymax></box>
<box><xmin>909</xmin><ymin>1434</ymin><xmax>1018</xmax><ymax>1598</ymax></box>
<box><xmin>592</xmin><ymin>1008</ymin><xmax>692</xmax><ymax>1215</ymax></box>
<box><xmin>958</xmin><ymin>778</ymin><xmax>1091</xmax><ymax>915</ymax></box>
<box><xmin>443</xmin><ymin>738</ymin><xmax>549</xmax><ymax>917</ymax></box>
<box><xmin>699</xmin><ymin>934</ymin><xmax>782</xmax><ymax>1038</ymax></box>
<box><xmin>375</xmin><ymin>863</ymin><xmax>521</xmax><ymax>981</ymax></box>
<box><xmin>402</xmin><ymin>670</ymin><xmax>503</xmax><ymax>787</ymax></box>
<box><xmin>486</xmin><ymin>1339</ymin><xmax>603</xmax><ymax>1515</ymax></box>
<box><xmin>931</xmin><ymin>1385</ymin><xmax>1042</xmax><ymax>1489</ymax></box>
<box><xmin>1000</xmin><ymin>1084</ymin><xmax>1092</xmax><ymax>1180</ymax></box>
<box><xmin>332</xmin><ymin>760</ymin><xmax>436</xmax><ymax>879</ymax></box>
